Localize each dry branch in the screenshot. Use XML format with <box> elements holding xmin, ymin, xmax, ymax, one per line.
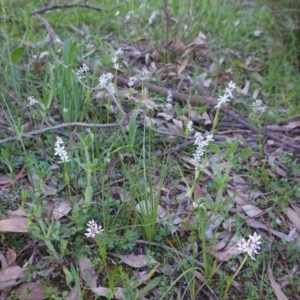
<box><xmin>32</xmin><ymin>2</ymin><xmax>102</xmax><ymax>15</ymax></box>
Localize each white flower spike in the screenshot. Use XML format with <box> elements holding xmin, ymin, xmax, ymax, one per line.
<box><xmin>237</xmin><ymin>232</ymin><xmax>261</xmax><ymax>260</ymax></box>
<box><xmin>214</xmin><ymin>81</ymin><xmax>236</xmax><ymax>109</ymax></box>
<box><xmin>54</xmin><ymin>136</ymin><xmax>70</xmax><ymax>163</ymax></box>
<box><xmin>85</xmin><ymin>220</ymin><xmax>104</xmax><ymax>238</ymax></box>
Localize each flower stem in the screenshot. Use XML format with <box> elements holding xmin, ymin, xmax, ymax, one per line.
<box><xmin>223</xmin><ymin>255</ymin><xmax>248</xmax><ymax>299</ymax></box>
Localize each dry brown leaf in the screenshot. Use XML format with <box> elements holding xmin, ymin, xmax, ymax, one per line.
<box><xmin>0</xmin><ymin>266</ymin><xmax>28</xmax><ymax>289</ymax></box>
<box><xmin>0</xmin><ymin>175</ymin><xmax>11</xmax><ymax>185</ymax></box>
<box><xmin>268</xmin><ymin>266</ymin><xmax>289</xmax><ymax>300</ymax></box>
<box><xmin>177</xmin><ymin>58</ymin><xmax>189</xmax><ymax>76</ymax></box>
<box><xmin>194</xmin><ymin>270</ymin><xmax>205</xmax><ymax>283</ymax></box>
<box><xmin>14</xmin><ymin>282</ymin><xmax>47</xmax><ymax>300</ymax></box>
<box><xmin>29</xmin><ymin>168</ymin><xmax>57</xmax><ymax>198</ymax></box>
<box><xmin>172</xmin><ymin>118</ymin><xmax>183</xmax><ymax>129</ymax></box>
<box><xmin>168</xmin><ymin>40</ymin><xmax>186</xmax><ymax>55</ymax></box>
<box><xmin>285</xmin><ymin>207</ymin><xmax>300</xmax><ymax>232</ymax></box>
<box><xmin>201</xmin><ymin>111</ymin><xmax>211</xmax><ymax>125</ymax></box>
<box><xmin>227</xmin><ymin>188</ymin><xmax>251</xmax><ymax>206</ymax></box>
<box><xmin>6</xmin><ymin>249</ymin><xmax>16</xmax><ymax>268</ymax></box>
<box><xmin>290</xmin><ymin>202</ymin><xmax>300</xmax><ymax>216</ymax></box>
<box><xmin>196</xmin><ymin>72</ymin><xmax>212</xmax><ymax>88</ymax></box>
<box><xmin>79</xmin><ymin>256</ymin><xmax>97</xmax><ymax>288</ymax></box>
<box><xmin>242</xmin><ymin>204</ymin><xmax>264</xmax><ymax>217</ymax></box>
<box><xmin>181</xmin><ymin>32</ymin><xmax>208</xmax><ymax>58</ymax></box>
<box><xmin>236</xmin><ymin>80</ymin><xmax>250</xmax><ymax>95</ymax></box>
<box><xmin>210</xmin><ymin>245</ymin><xmax>239</xmax><ymax>262</ymax></box>
<box><xmin>91</xmin><ymin>287</ymin><xmax>124</xmax><ymax>299</ymax></box>
<box><xmin>246</xmin><ymin>219</ymin><xmax>293</xmax><ymax>242</ymax></box>
<box><xmin>53</xmin><ymin>200</ymin><xmax>72</xmax><ymax>221</ymax></box>
<box><xmin>66</xmin><ymin>287</ymin><xmax>81</xmax><ymax>300</ymax></box>
<box><xmin>118</xmin><ymin>254</ymin><xmax>157</xmax><ymax>268</ymax></box>
<box><xmin>157</xmin><ymin>112</ymin><xmax>173</xmax><ymax>121</ymax></box>
<box><xmin>0</xmin><ymin>217</ymin><xmax>29</xmax><ymax>233</ymax></box>
<box><xmin>166</xmin><ymin>122</ymin><xmax>180</xmax><ymax>133</ymax></box>
<box><xmin>45</xmin><ymin>199</ymin><xmax>55</xmax><ymax>219</ymax></box>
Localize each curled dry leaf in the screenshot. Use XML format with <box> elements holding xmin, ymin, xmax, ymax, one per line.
<box><xmin>236</xmin><ymin>80</ymin><xmax>250</xmax><ymax>95</ymax></box>
<box><xmin>177</xmin><ymin>58</ymin><xmax>189</xmax><ymax>76</ymax></box>
<box><xmin>118</xmin><ymin>254</ymin><xmax>158</xmax><ymax>268</ymax></box>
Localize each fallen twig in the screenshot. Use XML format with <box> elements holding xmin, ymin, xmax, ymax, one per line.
<box><xmin>32</xmin><ymin>2</ymin><xmax>102</xmax><ymax>15</ymax></box>
<box><xmin>34</xmin><ymin>14</ymin><xmax>62</xmax><ymax>44</ymax></box>
<box><xmin>0</xmin><ymin>121</ymin><xmax>123</xmax><ymax>145</ymax></box>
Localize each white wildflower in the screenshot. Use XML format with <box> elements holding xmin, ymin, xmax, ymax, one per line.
<box><xmin>215</xmin><ymin>94</ymin><xmax>230</xmax><ymax>109</ymax></box>
<box><xmin>27</xmin><ymin>96</ymin><xmax>39</xmax><ymax>106</ymax></box>
<box><xmin>115</xmin><ymin>48</ymin><xmax>123</xmax><ymax>56</ymax></box>
<box><xmin>237</xmin><ymin>232</ymin><xmax>261</xmax><ymax>260</ymax></box>
<box><xmin>203</xmin><ymin>133</ymin><xmax>214</xmax><ymax>146</ymax></box>
<box><xmin>128</xmin><ymin>76</ymin><xmax>136</xmax><ymax>87</ymax></box>
<box><xmin>99</xmin><ymin>73</ymin><xmax>115</xmax><ymax>95</ymax></box>
<box><xmin>149</xmin><ymin>11</ymin><xmax>158</xmax><ymax>25</ymax></box>
<box><xmin>54</xmin><ymin>136</ymin><xmax>70</xmax><ymax>163</ymax></box>
<box><xmin>140</xmin><ymin>67</ymin><xmax>150</xmax><ymax>81</ymax></box>
<box><xmin>76</xmin><ymin>63</ymin><xmax>90</xmax><ymax>80</ymax></box>
<box><xmin>228</xmin><ymin>80</ymin><xmax>236</xmax><ymax>90</ymax></box>
<box><xmin>111</xmin><ymin>48</ymin><xmax>123</xmax><ymax>70</ymax></box>
<box><xmin>252</xmin><ymin>99</ymin><xmax>266</xmax><ymax>113</ymax></box>
<box><xmin>113</xmin><ymin>62</ymin><xmax>120</xmax><ymax>70</ymax></box>
<box><xmin>167</xmin><ymin>90</ymin><xmax>173</xmax><ymax>103</ymax></box>
<box><xmin>193</xmin><ymin>199</ymin><xmax>203</xmax><ymax>209</ymax></box>
<box><xmin>165</xmin><ymin>90</ymin><xmax>173</xmax><ymax>110</ymax></box>
<box><xmin>63</xmin><ymin>108</ymin><xmax>68</xmax><ymax>113</ymax></box>
<box><xmin>193</xmin><ymin>132</ymin><xmax>213</xmax><ymax>163</ymax></box>
<box><xmin>85</xmin><ymin>219</ymin><xmax>104</xmax><ymax>238</ymax></box>
<box><xmin>215</xmin><ymin>81</ymin><xmax>236</xmax><ymax>109</ymax></box>
<box><xmin>187</xmin><ymin>120</ymin><xmax>194</xmax><ymax>132</ymax></box>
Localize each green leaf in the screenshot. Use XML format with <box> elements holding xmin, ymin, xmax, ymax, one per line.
<box><xmin>68</xmin><ymin>42</ymin><xmax>77</xmax><ymax>65</ymax></box>
<box><xmin>236</xmin><ymin>147</ymin><xmax>252</xmax><ymax>159</ymax></box>
<box><xmin>139</xmin><ymin>276</ymin><xmax>162</xmax><ymax>296</ymax></box>
<box><xmin>209</xmin><ymin>143</ymin><xmax>221</xmax><ymax>157</ymax></box>
<box><xmin>63</xmin><ymin>266</ymin><xmax>74</xmax><ymax>284</ymax></box>
<box><xmin>10</xmin><ymin>47</ymin><xmax>25</xmax><ymax>64</ymax></box>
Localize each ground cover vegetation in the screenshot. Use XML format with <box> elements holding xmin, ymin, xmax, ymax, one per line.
<box><xmin>0</xmin><ymin>0</ymin><xmax>300</xmax><ymax>299</ymax></box>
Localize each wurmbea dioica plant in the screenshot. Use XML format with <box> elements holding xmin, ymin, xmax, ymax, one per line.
<box><xmin>224</xmin><ymin>233</ymin><xmax>262</xmax><ymax>299</ymax></box>
<box><xmin>85</xmin><ymin>219</ymin><xmax>114</xmax><ymax>288</ymax></box>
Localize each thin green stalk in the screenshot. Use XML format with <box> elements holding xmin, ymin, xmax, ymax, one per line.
<box><xmin>223</xmin><ymin>255</ymin><xmax>248</xmax><ymax>299</ymax></box>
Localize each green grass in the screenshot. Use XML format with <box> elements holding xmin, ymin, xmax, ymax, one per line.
<box><xmin>1</xmin><ymin>0</ymin><xmax>300</xmax><ymax>299</ymax></box>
